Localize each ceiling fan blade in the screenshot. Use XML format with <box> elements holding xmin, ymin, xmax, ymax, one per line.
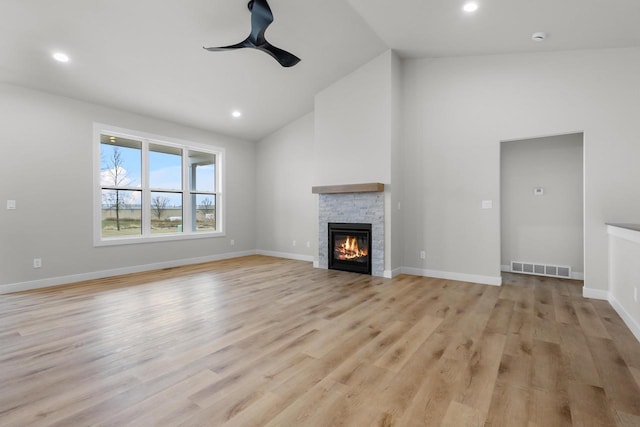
<box><xmin>249</xmin><ymin>0</ymin><xmax>274</xmax><ymax>45</ymax></box>
<box><xmin>203</xmin><ymin>39</ymin><xmax>254</xmax><ymax>51</ymax></box>
<box><xmin>257</xmin><ymin>42</ymin><xmax>301</xmax><ymax>68</ymax></box>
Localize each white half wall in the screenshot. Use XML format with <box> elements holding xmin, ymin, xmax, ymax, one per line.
<box><xmin>0</xmin><ymin>83</ymin><xmax>256</xmax><ymax>288</ymax></box>
<box><xmin>607</xmin><ymin>226</ymin><xmax>640</xmax><ymax>342</ymax></box>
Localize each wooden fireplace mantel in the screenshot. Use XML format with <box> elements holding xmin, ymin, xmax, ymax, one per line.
<box><xmin>312</xmin><ymin>183</ymin><xmax>385</xmax><ymax>194</ymax></box>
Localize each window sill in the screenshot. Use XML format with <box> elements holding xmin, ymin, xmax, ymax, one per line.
<box><xmin>94</xmin><ymin>231</ymin><xmax>225</xmax><ymax>247</ymax></box>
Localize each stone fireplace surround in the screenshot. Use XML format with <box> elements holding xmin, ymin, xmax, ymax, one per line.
<box><xmin>313</xmin><ymin>184</ymin><xmax>385</xmax><ymax>277</ymax></box>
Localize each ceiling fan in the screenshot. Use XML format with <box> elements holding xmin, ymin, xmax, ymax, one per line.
<box><xmin>204</xmin><ymin>0</ymin><xmax>301</xmax><ymax>68</ymax></box>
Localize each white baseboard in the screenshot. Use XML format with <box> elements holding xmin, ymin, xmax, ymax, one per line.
<box><xmin>609</xmin><ymin>295</ymin><xmax>640</xmax><ymax>343</ymax></box>
<box><xmin>313</xmin><ymin>261</ymin><xmax>320</xmax><ymax>268</ymax></box>
<box><xmin>0</xmin><ymin>250</ymin><xmax>256</xmax><ymax>295</ymax></box>
<box><xmin>384</xmin><ymin>268</ymin><xmax>402</xmax><ymax>279</ymax></box>
<box><xmin>582</xmin><ymin>287</ymin><xmax>609</xmax><ymax>301</ymax></box>
<box><xmin>255</xmin><ymin>250</ymin><xmax>314</xmax><ymax>263</ymax></box>
<box><xmin>401</xmin><ymin>267</ymin><xmax>502</xmax><ymax>286</ymax></box>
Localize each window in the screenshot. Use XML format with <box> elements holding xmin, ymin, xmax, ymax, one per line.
<box><xmin>94</xmin><ymin>124</ymin><xmax>223</xmax><ymax>245</ymax></box>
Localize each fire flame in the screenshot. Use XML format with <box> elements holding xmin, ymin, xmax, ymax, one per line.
<box><xmin>335</xmin><ymin>236</ymin><xmax>368</xmax><ymax>260</ymax></box>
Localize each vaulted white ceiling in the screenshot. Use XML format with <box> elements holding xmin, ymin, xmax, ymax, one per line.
<box><xmin>1</xmin><ymin>0</ymin><xmax>639</xmax><ymax>141</ymax></box>
<box><xmin>347</xmin><ymin>0</ymin><xmax>640</xmax><ymax>58</ymax></box>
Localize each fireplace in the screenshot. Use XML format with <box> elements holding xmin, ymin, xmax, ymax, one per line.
<box><xmin>314</xmin><ymin>185</ymin><xmax>384</xmax><ymax>276</ymax></box>
<box><xmin>328</xmin><ymin>222</ymin><xmax>372</xmax><ymax>275</ymax></box>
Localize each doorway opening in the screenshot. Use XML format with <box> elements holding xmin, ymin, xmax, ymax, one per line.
<box><xmin>500</xmin><ymin>133</ymin><xmax>584</xmax><ymax>282</ymax></box>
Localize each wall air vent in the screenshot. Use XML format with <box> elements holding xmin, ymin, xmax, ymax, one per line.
<box><xmin>510</xmin><ymin>261</ymin><xmax>572</xmax><ymax>279</ymax></box>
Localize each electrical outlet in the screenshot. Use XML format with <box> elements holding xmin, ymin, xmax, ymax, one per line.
<box><xmin>292</xmin><ymin>240</ymin><xmax>297</xmax><ymax>247</ymax></box>
<box><xmin>230</xmin><ymin>239</ymin><xmax>235</xmax><ymax>246</ymax></box>
<box><xmin>420</xmin><ymin>251</ymin><xmax>426</xmax><ymax>260</ymax></box>
<box><xmin>306</xmin><ymin>241</ymin><xmax>311</xmax><ymax>248</ymax></box>
<box><xmin>7</xmin><ymin>200</ymin><xmax>16</xmax><ymax>210</ymax></box>
<box><xmin>33</xmin><ymin>258</ymin><xmax>42</xmax><ymax>268</ymax></box>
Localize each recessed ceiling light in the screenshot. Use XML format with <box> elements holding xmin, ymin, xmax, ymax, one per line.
<box><xmin>52</xmin><ymin>52</ymin><xmax>70</xmax><ymax>63</ymax></box>
<box><xmin>231</xmin><ymin>110</ymin><xmax>242</xmax><ymax>118</ymax></box>
<box><xmin>463</xmin><ymin>2</ymin><xmax>479</xmax><ymax>12</ymax></box>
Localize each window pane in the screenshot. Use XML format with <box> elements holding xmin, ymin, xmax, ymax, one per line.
<box><xmin>150</xmin><ymin>143</ymin><xmax>182</xmax><ymax>190</ymax></box>
<box><xmin>192</xmin><ymin>194</ymin><xmax>216</xmax><ymax>232</ymax></box>
<box><xmin>189</xmin><ymin>150</ymin><xmax>215</xmax><ymax>192</ymax></box>
<box><xmin>101</xmin><ymin>190</ymin><xmax>142</xmax><ymax>236</ymax></box>
<box><xmin>100</xmin><ymin>136</ymin><xmax>142</xmax><ymax>187</ymax></box>
<box><xmin>150</xmin><ymin>192</ymin><xmax>183</xmax><ymax>234</ymax></box>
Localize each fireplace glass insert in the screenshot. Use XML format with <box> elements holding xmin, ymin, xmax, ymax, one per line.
<box><xmin>328</xmin><ymin>222</ymin><xmax>372</xmax><ymax>275</ymax></box>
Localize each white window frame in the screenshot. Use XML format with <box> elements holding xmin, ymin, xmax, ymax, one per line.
<box><xmin>93</xmin><ymin>123</ymin><xmax>225</xmax><ymax>246</ymax></box>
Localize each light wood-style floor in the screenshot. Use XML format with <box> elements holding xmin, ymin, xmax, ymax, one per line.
<box><xmin>1</xmin><ymin>255</ymin><xmax>639</xmax><ymax>426</ymax></box>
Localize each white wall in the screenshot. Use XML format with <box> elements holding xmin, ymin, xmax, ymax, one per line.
<box><xmin>501</xmin><ymin>134</ymin><xmax>584</xmax><ymax>274</ymax></box>
<box><xmin>402</xmin><ymin>48</ymin><xmax>640</xmax><ymax>291</ymax></box>
<box><xmin>255</xmin><ymin>51</ymin><xmax>404</xmax><ymax>271</ymax></box>
<box><xmin>313</xmin><ymin>51</ymin><xmax>392</xmax><ymax>186</ymax></box>
<box><xmin>255</xmin><ymin>113</ymin><xmax>316</xmax><ymax>260</ymax></box>
<box><xmin>390</xmin><ymin>52</ymin><xmax>404</xmax><ymax>271</ymax></box>
<box><xmin>0</xmin><ymin>83</ymin><xmax>256</xmax><ymax>291</ymax></box>
<box><xmin>6</xmin><ymin>47</ymin><xmax>639</xmax><ymax>297</ymax></box>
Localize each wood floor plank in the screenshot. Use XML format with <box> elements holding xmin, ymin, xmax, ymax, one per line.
<box><xmin>590</xmin><ymin>299</ymin><xmax>640</xmax><ymax>369</ymax></box>
<box><xmin>574</xmin><ymin>301</ymin><xmax>612</xmax><ymax>339</ymax></box>
<box><xmin>485</xmin><ymin>298</ymin><xmax>515</xmax><ymax>335</ymax></box>
<box><xmin>367</xmin><ymin>330</ymin><xmax>453</xmax><ymax>421</ymax></box>
<box><xmin>496</xmin><ymin>352</ymin><xmax>532</xmax><ymax>389</ymax></box>
<box><xmin>263</xmin><ymin>378</ymin><xmax>343</xmax><ymax>427</ymax></box>
<box><xmin>631</xmin><ymin>367</ymin><xmax>640</xmax><ymax>390</ymax></box>
<box><xmin>587</xmin><ymin>336</ymin><xmax>640</xmax><ymax>416</ymax></box>
<box><xmin>557</xmin><ymin>323</ymin><xmax>603</xmax><ymax>387</ymax></box>
<box><xmin>373</xmin><ymin>313</ymin><xmax>441</xmax><ymax>373</ymax></box>
<box><xmin>484</xmin><ymin>382</ymin><xmax>529</xmax><ymax>427</ymax></box>
<box><xmin>398</xmin><ymin>355</ymin><xmax>465</xmax><ymax>426</ymax></box>
<box><xmin>533</xmin><ymin>316</ymin><xmax>561</xmax><ymax>344</ymax></box>
<box><xmin>441</xmin><ymin>401</ymin><xmax>484</xmax><ymax>427</ymax></box>
<box><xmin>553</xmin><ymin>295</ymin><xmax>581</xmax><ymax>326</ymax></box>
<box><xmin>567</xmin><ymin>381</ymin><xmax>617</xmax><ymax>427</ymax></box>
<box><xmin>1</xmin><ymin>260</ymin><xmax>638</xmax><ymax>426</ymax></box>
<box><xmin>95</xmin><ymin>369</ymin><xmax>219</xmax><ymax>427</ymax></box>
<box><xmin>309</xmin><ymin>363</ymin><xmax>393</xmax><ymax>427</ymax></box>
<box><xmin>453</xmin><ymin>332</ymin><xmax>506</xmax><ymax>417</ymax></box>
<box><xmin>614</xmin><ymin>410</ymin><xmax>640</xmax><ymax>427</ymax></box>
<box><xmin>528</xmin><ymin>388</ymin><xmax>573</xmax><ymax>426</ymax></box>
<box><xmin>531</xmin><ymin>339</ymin><xmax>567</xmax><ymax>393</ymax></box>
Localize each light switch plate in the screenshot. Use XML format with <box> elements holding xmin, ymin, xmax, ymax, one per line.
<box><xmin>533</xmin><ymin>187</ymin><xmax>544</xmax><ymax>196</ymax></box>
<box><xmin>6</xmin><ymin>200</ymin><xmax>16</xmax><ymax>210</ymax></box>
<box><xmin>481</xmin><ymin>200</ymin><xmax>493</xmax><ymax>209</ymax></box>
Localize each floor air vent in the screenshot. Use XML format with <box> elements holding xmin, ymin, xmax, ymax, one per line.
<box><xmin>511</xmin><ymin>261</ymin><xmax>571</xmax><ymax>279</ymax></box>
